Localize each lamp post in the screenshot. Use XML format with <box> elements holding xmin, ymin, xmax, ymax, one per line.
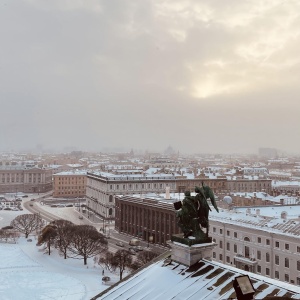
<box><xmin>233</xmin><ymin>275</ymin><xmax>255</xmax><ymax>300</ymax></box>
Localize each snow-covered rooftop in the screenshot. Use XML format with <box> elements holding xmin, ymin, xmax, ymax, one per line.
<box><xmin>89</xmin><ymin>171</ymin><xmax>176</xmax><ymax>181</ymax></box>
<box><xmin>98</xmin><ymin>257</ymin><xmax>300</xmax><ymax>299</ymax></box>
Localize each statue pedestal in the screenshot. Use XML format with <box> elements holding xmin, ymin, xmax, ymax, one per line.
<box><xmin>168</xmin><ymin>235</ymin><xmax>217</xmax><ymax>266</ymax></box>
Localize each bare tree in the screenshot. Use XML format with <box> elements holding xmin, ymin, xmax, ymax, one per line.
<box><xmin>53</xmin><ymin>220</ymin><xmax>74</xmax><ymax>259</ymax></box>
<box><xmin>37</xmin><ymin>224</ymin><xmax>57</xmax><ymax>255</ymax></box>
<box><xmin>113</xmin><ymin>250</ymin><xmax>134</xmax><ymax>280</ymax></box>
<box><xmin>98</xmin><ymin>249</ymin><xmax>133</xmax><ymax>280</ymax></box>
<box><xmin>98</xmin><ymin>251</ymin><xmax>116</xmax><ymax>272</ymax></box>
<box><xmin>11</xmin><ymin>214</ymin><xmax>43</xmax><ymax>238</ymax></box>
<box><xmin>0</xmin><ymin>229</ymin><xmax>17</xmax><ymax>243</ymax></box>
<box><xmin>68</xmin><ymin>225</ymin><xmax>108</xmax><ymax>265</ymax></box>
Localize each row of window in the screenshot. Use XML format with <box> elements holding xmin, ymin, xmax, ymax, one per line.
<box><xmin>213</xmin><ymin>227</ymin><xmax>299</xmax><ymax>251</ymax></box>
<box><xmin>109</xmin><ymin>183</ymin><xmax>175</xmax><ymax>190</ymax></box>
<box><xmin>213</xmin><ymin>253</ymin><xmax>300</xmax><ymax>284</ymax></box>
<box><xmin>58</xmin><ymin>186</ymin><xmax>85</xmax><ymax>190</ymax></box>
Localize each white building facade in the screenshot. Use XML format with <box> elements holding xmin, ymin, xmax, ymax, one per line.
<box><xmin>210</xmin><ymin>207</ymin><xmax>300</xmax><ymax>286</ymax></box>
<box><xmin>86</xmin><ymin>172</ymin><xmax>177</xmax><ymax>220</ymax></box>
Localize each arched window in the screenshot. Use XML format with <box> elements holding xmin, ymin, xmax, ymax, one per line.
<box><xmin>244</xmin><ymin>237</ymin><xmax>250</xmax><ymax>242</ymax></box>
<box><xmin>109</xmin><ymin>208</ymin><xmax>113</xmax><ymax>215</ymax></box>
<box><xmin>109</xmin><ymin>195</ymin><xmax>113</xmax><ymax>202</ymax></box>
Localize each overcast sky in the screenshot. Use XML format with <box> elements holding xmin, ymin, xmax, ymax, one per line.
<box><xmin>1</xmin><ymin>0</ymin><xmax>300</xmax><ymax>154</ymax></box>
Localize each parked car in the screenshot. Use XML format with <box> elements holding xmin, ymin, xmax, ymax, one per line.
<box><xmin>102</xmin><ymin>276</ymin><xmax>110</xmax><ymax>282</ymax></box>
<box><xmin>78</xmin><ymin>215</ymin><xmax>83</xmax><ymax>219</ymax></box>
<box><xmin>29</xmin><ymin>204</ymin><xmax>33</xmax><ymax>207</ymax></box>
<box><xmin>4</xmin><ymin>207</ymin><xmax>12</xmax><ymax>210</ymax></box>
<box><xmin>116</xmin><ymin>241</ymin><xmax>125</xmax><ymax>247</ymax></box>
<box><xmin>22</xmin><ymin>195</ymin><xmax>28</xmax><ymax>198</ymax></box>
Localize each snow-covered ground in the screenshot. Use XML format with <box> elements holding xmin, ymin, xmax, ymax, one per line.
<box><xmin>0</xmin><ymin>237</ymin><xmax>118</xmax><ymax>300</ymax></box>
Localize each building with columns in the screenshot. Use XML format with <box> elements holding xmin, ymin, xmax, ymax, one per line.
<box><xmin>0</xmin><ymin>163</ymin><xmax>52</xmax><ymax>194</ymax></box>
<box><xmin>86</xmin><ymin>171</ymin><xmax>177</xmax><ymax>220</ymax></box>
<box><xmin>115</xmin><ymin>194</ymin><xmax>180</xmax><ymax>245</ymax></box>
<box><xmin>114</xmin><ymin>191</ymin><xmax>300</xmax><ymax>286</ymax></box>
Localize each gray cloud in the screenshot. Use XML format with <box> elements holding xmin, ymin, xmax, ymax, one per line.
<box><xmin>0</xmin><ymin>0</ymin><xmax>299</xmax><ymax>154</ymax></box>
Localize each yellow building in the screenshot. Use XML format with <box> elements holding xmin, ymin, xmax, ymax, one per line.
<box><xmin>53</xmin><ymin>171</ymin><xmax>86</xmax><ymax>198</ymax></box>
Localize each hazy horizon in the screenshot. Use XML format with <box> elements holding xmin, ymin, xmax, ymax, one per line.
<box><xmin>1</xmin><ymin>1</ymin><xmax>300</xmax><ymax>155</ymax></box>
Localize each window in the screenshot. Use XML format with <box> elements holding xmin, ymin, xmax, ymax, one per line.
<box><xmin>257</xmin><ymin>251</ymin><xmax>261</xmax><ymax>260</ymax></box>
<box><xmin>297</xmin><ymin>261</ymin><xmax>300</xmax><ymax>271</ymax></box>
<box><xmin>220</xmin><ymin>229</ymin><xmax>223</xmax><ymax>234</ymax></box>
<box><xmin>297</xmin><ymin>246</ymin><xmax>300</xmax><ymax>253</ymax></box>
<box><xmin>297</xmin><ymin>277</ymin><xmax>300</xmax><ymax>285</ymax></box>
<box><xmin>234</xmin><ymin>244</ymin><xmax>237</xmax><ymax>253</ymax></box>
<box><xmin>266</xmin><ymin>239</ymin><xmax>270</xmax><ymax>245</ymax></box>
<box><xmin>220</xmin><ymin>241</ymin><xmax>223</xmax><ymax>249</ymax></box>
<box><xmin>285</xmin><ymin>274</ymin><xmax>289</xmax><ymax>282</ymax></box>
<box><xmin>285</xmin><ymin>243</ymin><xmax>289</xmax><ymax>250</ymax></box>
<box><xmin>275</xmin><ymin>241</ymin><xmax>279</xmax><ymax>248</ymax></box>
<box><xmin>285</xmin><ymin>258</ymin><xmax>289</xmax><ymax>268</ymax></box>
<box><xmin>219</xmin><ymin>254</ymin><xmax>223</xmax><ymax>261</ymax></box>
<box><xmin>213</xmin><ymin>227</ymin><xmax>216</xmax><ymax>233</ymax></box>
<box><xmin>257</xmin><ymin>237</ymin><xmax>261</xmax><ymax>243</ymax></box>
<box><xmin>257</xmin><ymin>265</ymin><xmax>261</xmax><ymax>273</ymax></box>
<box><xmin>266</xmin><ymin>268</ymin><xmax>270</xmax><ymax>276</ymax></box>
<box><xmin>213</xmin><ymin>252</ymin><xmax>216</xmax><ymax>259</ymax></box>
<box><xmin>266</xmin><ymin>253</ymin><xmax>270</xmax><ymax>262</ymax></box>
<box><xmin>227</xmin><ymin>242</ymin><xmax>230</xmax><ymax>251</ymax></box>
<box><xmin>226</xmin><ymin>256</ymin><xmax>230</xmax><ymax>263</ymax></box>
<box><xmin>275</xmin><ymin>255</ymin><xmax>279</xmax><ymax>265</ymax></box>
<box><xmin>116</xmin><ymin>185</ymin><xmax>119</xmax><ymax>190</ymax></box>
<box><xmin>227</xmin><ymin>230</ymin><xmax>230</xmax><ymax>236</ymax></box>
<box><xmin>234</xmin><ymin>232</ymin><xmax>237</xmax><ymax>238</ymax></box>
<box><xmin>275</xmin><ymin>271</ymin><xmax>279</xmax><ymax>279</ymax></box>
<box><xmin>123</xmin><ymin>185</ymin><xmax>126</xmax><ymax>190</ymax></box>
<box><xmin>244</xmin><ymin>237</ymin><xmax>250</xmax><ymax>242</ymax></box>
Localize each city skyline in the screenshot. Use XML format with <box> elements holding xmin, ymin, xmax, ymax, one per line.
<box><xmin>1</xmin><ymin>1</ymin><xmax>300</xmax><ymax>154</ymax></box>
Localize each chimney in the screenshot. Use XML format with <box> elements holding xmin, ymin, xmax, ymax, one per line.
<box><xmin>165</xmin><ymin>186</ymin><xmax>170</xmax><ymax>200</ymax></box>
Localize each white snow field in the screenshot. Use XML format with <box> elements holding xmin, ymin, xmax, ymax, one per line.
<box><xmin>0</xmin><ymin>238</ymin><xmax>116</xmax><ymax>300</ymax></box>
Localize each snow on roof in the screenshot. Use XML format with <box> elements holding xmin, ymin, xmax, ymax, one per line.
<box><xmin>53</xmin><ymin>170</ymin><xmax>87</xmax><ymax>176</ymax></box>
<box><xmin>89</xmin><ymin>171</ymin><xmax>176</xmax><ymax>180</ymax></box>
<box><xmin>272</xmin><ymin>180</ymin><xmax>300</xmax><ymax>187</ymax></box>
<box><xmin>144</xmin><ymin>167</ymin><xmax>160</xmax><ymax>174</ymax></box>
<box><xmin>66</xmin><ymin>164</ymin><xmax>83</xmax><ymax>168</ymax></box>
<box><xmin>210</xmin><ymin>207</ymin><xmax>300</xmax><ymax>237</ymax></box>
<box><xmin>98</xmin><ymin>258</ymin><xmax>300</xmax><ymax>300</ymax></box>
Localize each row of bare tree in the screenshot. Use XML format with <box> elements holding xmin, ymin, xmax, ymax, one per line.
<box><xmin>37</xmin><ymin>219</ymin><xmax>108</xmax><ymax>265</ymax></box>
<box><xmin>9</xmin><ymin>214</ymin><xmax>159</xmax><ymax>279</ymax></box>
